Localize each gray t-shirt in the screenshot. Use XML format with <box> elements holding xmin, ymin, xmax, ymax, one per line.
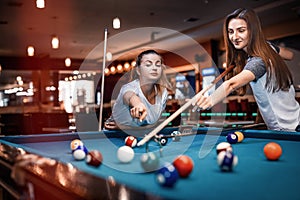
<box><xmin>112</xmin><ymin>79</ymin><xmax>168</xmax><ymax>127</ymax></box>
<box><xmin>244</xmin><ymin>57</ymin><xmax>300</xmax><ymax>131</ymax></box>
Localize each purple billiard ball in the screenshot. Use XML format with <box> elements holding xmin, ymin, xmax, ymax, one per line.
<box><xmin>155</xmin><ymin>163</ymin><xmax>179</xmax><ymax>187</ymax></box>
<box><xmin>226</xmin><ymin>133</ymin><xmax>238</xmax><ymax>144</ymax></box>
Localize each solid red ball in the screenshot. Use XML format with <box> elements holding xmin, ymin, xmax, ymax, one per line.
<box><xmin>263</xmin><ymin>142</ymin><xmax>282</xmax><ymax>161</ymax></box>
<box><xmin>86</xmin><ymin>150</ymin><xmax>103</xmax><ymax>167</ymax></box>
<box><xmin>173</xmin><ymin>155</ymin><xmax>194</xmax><ymax>178</ymax></box>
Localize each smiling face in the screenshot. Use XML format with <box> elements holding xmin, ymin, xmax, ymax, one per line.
<box><xmin>137</xmin><ymin>53</ymin><xmax>162</xmax><ymax>84</ymax></box>
<box><xmin>228</xmin><ymin>18</ymin><xmax>249</xmax><ymax>51</ymax></box>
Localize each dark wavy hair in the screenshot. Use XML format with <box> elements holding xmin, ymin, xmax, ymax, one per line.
<box><xmin>223</xmin><ymin>8</ymin><xmax>293</xmax><ymax>95</ymax></box>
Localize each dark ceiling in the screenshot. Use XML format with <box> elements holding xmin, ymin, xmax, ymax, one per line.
<box><xmin>0</xmin><ymin>0</ymin><xmax>299</xmax><ymax>86</ymax></box>
<box><xmin>0</xmin><ymin>0</ymin><xmax>299</xmax><ymax>61</ymax></box>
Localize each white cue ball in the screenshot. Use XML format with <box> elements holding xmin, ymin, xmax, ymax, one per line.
<box><xmin>117</xmin><ymin>146</ymin><xmax>135</xmax><ymax>163</ymax></box>
<box><xmin>73</xmin><ymin>149</ymin><xmax>86</xmax><ymax>160</ymax></box>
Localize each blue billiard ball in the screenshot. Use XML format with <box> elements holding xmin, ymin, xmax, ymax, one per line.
<box><xmin>226</xmin><ymin>133</ymin><xmax>238</xmax><ymax>144</ymax></box>
<box><xmin>155</xmin><ymin>163</ymin><xmax>179</xmax><ymax>187</ymax></box>
<box><xmin>72</xmin><ymin>144</ymin><xmax>88</xmax><ymax>154</ymax></box>
<box><xmin>217</xmin><ymin>151</ymin><xmax>238</xmax><ymax>171</ymax></box>
<box><xmin>140</xmin><ymin>152</ymin><xmax>160</xmax><ymax>172</ymax></box>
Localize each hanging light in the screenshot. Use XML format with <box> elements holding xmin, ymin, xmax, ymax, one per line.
<box><xmin>222</xmin><ymin>62</ymin><xmax>227</xmax><ymax>69</ymax></box>
<box><xmin>131</xmin><ymin>60</ymin><xmax>136</xmax><ymax>67</ymax></box>
<box><xmin>110</xmin><ymin>66</ymin><xmax>116</xmax><ymax>74</ymax></box>
<box><xmin>106</xmin><ymin>52</ymin><xmax>112</xmax><ymax>61</ymax></box>
<box><xmin>113</xmin><ymin>17</ymin><xmax>121</xmax><ymax>29</ymax></box>
<box><xmin>117</xmin><ymin>64</ymin><xmax>123</xmax><ymax>73</ymax></box>
<box><xmin>104</xmin><ymin>68</ymin><xmax>110</xmax><ymax>76</ymax></box>
<box><xmin>51</xmin><ymin>35</ymin><xmax>59</xmax><ymax>49</ymax></box>
<box><xmin>65</xmin><ymin>57</ymin><xmax>71</xmax><ymax>67</ymax></box>
<box><xmin>27</xmin><ymin>46</ymin><xmax>35</xmax><ymax>56</ymax></box>
<box><xmin>124</xmin><ymin>62</ymin><xmax>130</xmax><ymax>71</ymax></box>
<box><xmin>36</xmin><ymin>0</ymin><xmax>45</xmax><ymax>8</ymax></box>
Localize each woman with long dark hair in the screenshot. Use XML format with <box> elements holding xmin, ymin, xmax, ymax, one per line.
<box><xmin>193</xmin><ymin>8</ymin><xmax>300</xmax><ymax>131</ymax></box>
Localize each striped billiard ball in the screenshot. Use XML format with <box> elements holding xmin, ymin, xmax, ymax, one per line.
<box><xmin>217</xmin><ymin>150</ymin><xmax>238</xmax><ymax>171</ymax></box>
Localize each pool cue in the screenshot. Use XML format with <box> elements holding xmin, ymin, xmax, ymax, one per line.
<box><xmin>98</xmin><ymin>28</ymin><xmax>108</xmax><ymax>131</ymax></box>
<box><xmin>154</xmin><ymin>122</ymin><xmax>266</xmax><ymax>139</ymax></box>
<box><xmin>137</xmin><ymin>65</ymin><xmax>234</xmax><ymax>146</ymax></box>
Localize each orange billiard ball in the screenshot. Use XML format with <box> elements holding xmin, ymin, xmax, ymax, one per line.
<box><xmin>173</xmin><ymin>155</ymin><xmax>194</xmax><ymax>178</ymax></box>
<box><xmin>263</xmin><ymin>142</ymin><xmax>282</xmax><ymax>161</ymax></box>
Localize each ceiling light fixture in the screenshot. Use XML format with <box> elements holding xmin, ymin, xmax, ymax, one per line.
<box><xmin>36</xmin><ymin>0</ymin><xmax>45</xmax><ymax>9</ymax></box>
<box><xmin>27</xmin><ymin>46</ymin><xmax>35</xmax><ymax>56</ymax></box>
<box><xmin>65</xmin><ymin>57</ymin><xmax>71</xmax><ymax>67</ymax></box>
<box><xmin>51</xmin><ymin>35</ymin><xmax>59</xmax><ymax>49</ymax></box>
<box><xmin>113</xmin><ymin>17</ymin><xmax>121</xmax><ymax>29</ymax></box>
<box><xmin>106</xmin><ymin>52</ymin><xmax>112</xmax><ymax>61</ymax></box>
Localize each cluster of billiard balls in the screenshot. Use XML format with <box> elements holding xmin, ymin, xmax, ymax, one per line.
<box><xmin>70</xmin><ymin>139</ymin><xmax>103</xmax><ymax>167</ymax></box>
<box><xmin>119</xmin><ymin>135</ymin><xmax>194</xmax><ymax>187</ymax></box>
<box><xmin>226</xmin><ymin>131</ymin><xmax>283</xmax><ymax>160</ymax></box>
<box><xmin>212</xmin><ymin>131</ymin><xmax>244</xmax><ymax>171</ymax></box>
<box><xmin>217</xmin><ymin>131</ymin><xmax>283</xmax><ymax>171</ymax></box>
<box><xmin>143</xmin><ymin>153</ymin><xmax>194</xmax><ymax>187</ymax></box>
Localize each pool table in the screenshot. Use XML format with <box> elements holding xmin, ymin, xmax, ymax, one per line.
<box><xmin>0</xmin><ymin>126</ymin><xmax>300</xmax><ymax>200</ymax></box>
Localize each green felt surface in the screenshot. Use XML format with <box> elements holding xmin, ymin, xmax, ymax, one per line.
<box><xmin>1</xmin><ymin>129</ymin><xmax>300</xmax><ymax>200</ymax></box>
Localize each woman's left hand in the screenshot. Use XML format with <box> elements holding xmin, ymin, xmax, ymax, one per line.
<box><xmin>130</xmin><ymin>102</ymin><xmax>147</xmax><ymax>122</ymax></box>
<box><xmin>192</xmin><ymin>95</ymin><xmax>212</xmax><ymax>111</ymax></box>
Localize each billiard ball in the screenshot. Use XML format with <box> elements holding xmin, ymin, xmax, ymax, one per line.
<box><xmin>140</xmin><ymin>152</ymin><xmax>160</xmax><ymax>172</ymax></box>
<box><xmin>216</xmin><ymin>142</ymin><xmax>233</xmax><ymax>155</ymax></box>
<box><xmin>234</xmin><ymin>131</ymin><xmax>244</xmax><ymax>142</ymax></box>
<box><xmin>263</xmin><ymin>142</ymin><xmax>282</xmax><ymax>161</ymax></box>
<box><xmin>226</xmin><ymin>133</ymin><xmax>238</xmax><ymax>144</ymax></box>
<box><xmin>156</xmin><ymin>163</ymin><xmax>179</xmax><ymax>187</ymax></box>
<box><xmin>73</xmin><ymin>145</ymin><xmax>88</xmax><ymax>160</ymax></box>
<box><xmin>70</xmin><ymin>139</ymin><xmax>84</xmax><ymax>151</ymax></box>
<box><xmin>117</xmin><ymin>146</ymin><xmax>135</xmax><ymax>163</ymax></box>
<box><xmin>125</xmin><ymin>136</ymin><xmax>137</xmax><ymax>148</ymax></box>
<box><xmin>173</xmin><ymin>155</ymin><xmax>194</xmax><ymax>178</ymax></box>
<box><xmin>72</xmin><ymin>143</ymin><xmax>88</xmax><ymax>154</ymax></box>
<box><xmin>86</xmin><ymin>150</ymin><xmax>103</xmax><ymax>167</ymax></box>
<box><xmin>171</xmin><ymin>131</ymin><xmax>181</xmax><ymax>141</ymax></box>
<box><xmin>158</xmin><ymin>135</ymin><xmax>168</xmax><ymax>146</ymax></box>
<box><xmin>217</xmin><ymin>150</ymin><xmax>238</xmax><ymax>171</ymax></box>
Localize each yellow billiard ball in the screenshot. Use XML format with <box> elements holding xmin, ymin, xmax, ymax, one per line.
<box><xmin>234</xmin><ymin>131</ymin><xmax>244</xmax><ymax>143</ymax></box>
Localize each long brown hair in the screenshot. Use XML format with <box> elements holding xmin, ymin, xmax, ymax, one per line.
<box><xmin>223</xmin><ymin>8</ymin><xmax>293</xmax><ymax>94</ymax></box>
<box><xmin>130</xmin><ymin>49</ymin><xmax>173</xmax><ymax>96</ymax></box>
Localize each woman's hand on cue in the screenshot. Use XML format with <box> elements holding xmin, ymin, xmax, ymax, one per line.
<box><xmin>130</xmin><ymin>103</ymin><xmax>147</xmax><ymax>122</ymax></box>
<box><xmin>192</xmin><ymin>95</ymin><xmax>212</xmax><ymax>112</ymax></box>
